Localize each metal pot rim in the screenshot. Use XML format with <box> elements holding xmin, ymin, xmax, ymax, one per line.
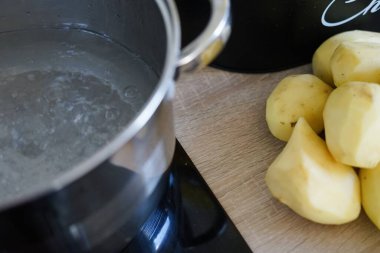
<box><xmin>0</xmin><ymin>0</ymin><xmax>181</xmax><ymax>211</ymax></box>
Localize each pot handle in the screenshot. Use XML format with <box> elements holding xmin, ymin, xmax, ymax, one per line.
<box><xmin>177</xmin><ymin>0</ymin><xmax>231</xmax><ymax>72</ymax></box>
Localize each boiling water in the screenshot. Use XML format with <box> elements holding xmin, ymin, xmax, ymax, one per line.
<box><xmin>0</xmin><ymin>28</ymin><xmax>157</xmax><ymax>202</ymax></box>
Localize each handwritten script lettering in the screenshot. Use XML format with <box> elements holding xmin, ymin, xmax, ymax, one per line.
<box><xmin>322</xmin><ymin>0</ymin><xmax>380</xmax><ymax>27</ymax></box>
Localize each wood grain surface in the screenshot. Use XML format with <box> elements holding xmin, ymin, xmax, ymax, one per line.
<box><xmin>173</xmin><ymin>65</ymin><xmax>380</xmax><ymax>253</ymax></box>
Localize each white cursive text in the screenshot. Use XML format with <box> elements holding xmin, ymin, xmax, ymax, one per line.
<box><xmin>322</xmin><ymin>0</ymin><xmax>380</xmax><ymax>27</ymax></box>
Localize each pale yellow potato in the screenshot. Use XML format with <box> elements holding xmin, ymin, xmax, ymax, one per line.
<box><xmin>265</xmin><ymin>118</ymin><xmax>360</xmax><ymax>225</ymax></box>
<box><xmin>312</xmin><ymin>30</ymin><xmax>380</xmax><ymax>85</ymax></box>
<box><xmin>324</xmin><ymin>82</ymin><xmax>380</xmax><ymax>168</ymax></box>
<box><xmin>266</xmin><ymin>74</ymin><xmax>332</xmax><ymax>141</ymax></box>
<box><xmin>331</xmin><ymin>41</ymin><xmax>380</xmax><ymax>87</ymax></box>
<box><xmin>361</xmin><ymin>165</ymin><xmax>380</xmax><ymax>230</ymax></box>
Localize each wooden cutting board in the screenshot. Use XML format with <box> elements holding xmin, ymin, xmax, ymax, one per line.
<box><xmin>173</xmin><ymin>65</ymin><xmax>380</xmax><ymax>253</ymax></box>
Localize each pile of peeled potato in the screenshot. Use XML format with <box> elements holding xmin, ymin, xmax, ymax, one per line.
<box><xmin>265</xmin><ymin>30</ymin><xmax>380</xmax><ymax>228</ymax></box>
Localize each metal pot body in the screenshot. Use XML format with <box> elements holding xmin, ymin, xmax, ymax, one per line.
<box><xmin>0</xmin><ymin>0</ymin><xmax>230</xmax><ymax>252</ymax></box>
<box><xmin>0</xmin><ymin>1</ymin><xmax>175</xmax><ymax>252</ymax></box>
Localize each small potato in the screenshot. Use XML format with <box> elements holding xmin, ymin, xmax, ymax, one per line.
<box><xmin>266</xmin><ymin>118</ymin><xmax>360</xmax><ymax>225</ymax></box>
<box><xmin>266</xmin><ymin>74</ymin><xmax>332</xmax><ymax>141</ymax></box>
<box><xmin>324</xmin><ymin>82</ymin><xmax>380</xmax><ymax>168</ymax></box>
<box><xmin>331</xmin><ymin>41</ymin><xmax>380</xmax><ymax>87</ymax></box>
<box><xmin>312</xmin><ymin>30</ymin><xmax>380</xmax><ymax>85</ymax></box>
<box><xmin>361</xmin><ymin>165</ymin><xmax>380</xmax><ymax>230</ymax></box>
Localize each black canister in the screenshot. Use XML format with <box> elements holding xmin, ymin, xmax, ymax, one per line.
<box><xmin>177</xmin><ymin>0</ymin><xmax>380</xmax><ymax>73</ymax></box>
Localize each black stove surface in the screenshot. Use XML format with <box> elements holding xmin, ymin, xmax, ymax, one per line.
<box><xmin>124</xmin><ymin>141</ymin><xmax>253</xmax><ymax>253</ymax></box>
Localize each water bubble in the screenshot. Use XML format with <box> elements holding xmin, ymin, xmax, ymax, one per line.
<box><xmin>11</xmin><ymin>128</ymin><xmax>19</xmax><ymax>140</ymax></box>
<box><xmin>83</xmin><ymin>126</ymin><xmax>94</xmax><ymax>136</ymax></box>
<box><xmin>123</xmin><ymin>86</ymin><xmax>139</xmax><ymax>98</ymax></box>
<box><xmin>55</xmin><ymin>76</ymin><xmax>66</xmax><ymax>83</ymax></box>
<box><xmin>66</xmin><ymin>49</ymin><xmax>79</xmax><ymax>56</ymax></box>
<box><xmin>51</xmin><ymin>81</ymin><xmax>61</xmax><ymax>88</ymax></box>
<box><xmin>27</xmin><ymin>73</ymin><xmax>35</xmax><ymax>81</ymax></box>
<box><xmin>73</xmin><ymin>114</ymin><xmax>83</xmax><ymax>124</ymax></box>
<box><xmin>40</xmin><ymin>141</ymin><xmax>48</xmax><ymax>151</ymax></box>
<box><xmin>105</xmin><ymin>108</ymin><xmax>120</xmax><ymax>121</ymax></box>
<box><xmin>15</xmin><ymin>105</ymin><xmax>26</xmax><ymax>112</ymax></box>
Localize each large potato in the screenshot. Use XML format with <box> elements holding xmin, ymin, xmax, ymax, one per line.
<box><xmin>324</xmin><ymin>82</ymin><xmax>380</xmax><ymax>168</ymax></box>
<box><xmin>331</xmin><ymin>41</ymin><xmax>380</xmax><ymax>87</ymax></box>
<box><xmin>361</xmin><ymin>165</ymin><xmax>380</xmax><ymax>230</ymax></box>
<box><xmin>266</xmin><ymin>74</ymin><xmax>332</xmax><ymax>141</ymax></box>
<box><xmin>312</xmin><ymin>30</ymin><xmax>380</xmax><ymax>85</ymax></box>
<box><xmin>265</xmin><ymin>118</ymin><xmax>360</xmax><ymax>224</ymax></box>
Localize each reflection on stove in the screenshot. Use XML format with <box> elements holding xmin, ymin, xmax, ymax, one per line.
<box><xmin>123</xmin><ymin>141</ymin><xmax>252</xmax><ymax>253</ymax></box>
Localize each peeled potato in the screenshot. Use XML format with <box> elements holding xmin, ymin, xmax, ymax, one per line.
<box><xmin>266</xmin><ymin>74</ymin><xmax>332</xmax><ymax>141</ymax></box>
<box><xmin>324</xmin><ymin>82</ymin><xmax>380</xmax><ymax>168</ymax></box>
<box><xmin>312</xmin><ymin>30</ymin><xmax>380</xmax><ymax>85</ymax></box>
<box><xmin>361</xmin><ymin>165</ymin><xmax>380</xmax><ymax>230</ymax></box>
<box><xmin>265</xmin><ymin>118</ymin><xmax>360</xmax><ymax>225</ymax></box>
<box><xmin>331</xmin><ymin>41</ymin><xmax>380</xmax><ymax>87</ymax></box>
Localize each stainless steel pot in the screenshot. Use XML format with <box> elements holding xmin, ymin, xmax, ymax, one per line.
<box><xmin>0</xmin><ymin>0</ymin><xmax>230</xmax><ymax>252</ymax></box>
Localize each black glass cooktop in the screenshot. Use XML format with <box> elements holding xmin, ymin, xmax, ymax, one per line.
<box><xmin>124</xmin><ymin>141</ymin><xmax>253</xmax><ymax>253</ymax></box>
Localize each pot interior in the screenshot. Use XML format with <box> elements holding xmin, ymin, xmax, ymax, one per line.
<box><xmin>0</xmin><ymin>0</ymin><xmax>167</xmax><ymax>203</ymax></box>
